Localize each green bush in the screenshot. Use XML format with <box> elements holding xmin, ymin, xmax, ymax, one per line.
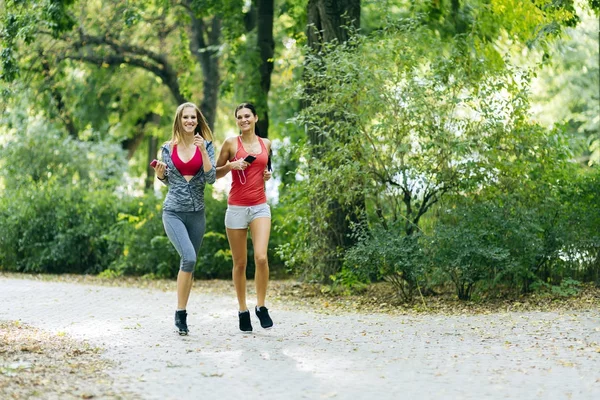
<box><xmin>430</xmin><ymin>201</ymin><xmax>513</xmax><ymax>300</ymax></box>
<box><xmin>557</xmin><ymin>167</ymin><xmax>600</xmax><ymax>284</ymax></box>
<box><xmin>429</xmin><ymin>166</ymin><xmax>600</xmax><ymax>299</ymax></box>
<box><xmin>0</xmin><ymin>122</ymin><xmax>126</xmax><ymax>273</ymax></box>
<box><xmin>0</xmin><ymin>182</ymin><xmax>120</xmax><ymax>274</ymax></box>
<box><xmin>0</xmin><ymin>125</ymin><xmax>237</xmax><ymax>278</ymax></box>
<box><xmin>344</xmin><ymin>224</ymin><xmax>427</xmax><ymax>301</ymax></box>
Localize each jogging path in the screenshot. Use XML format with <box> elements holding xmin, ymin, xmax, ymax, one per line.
<box><xmin>1</xmin><ymin>277</ymin><xmax>598</xmax><ymax>399</ymax></box>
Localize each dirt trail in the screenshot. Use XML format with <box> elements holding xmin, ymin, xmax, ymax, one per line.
<box><xmin>1</xmin><ymin>277</ymin><xmax>598</xmax><ymax>399</ymax></box>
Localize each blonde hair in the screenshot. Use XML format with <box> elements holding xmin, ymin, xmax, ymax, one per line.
<box><xmin>170</xmin><ymin>102</ymin><xmax>213</xmax><ymax>143</ymax></box>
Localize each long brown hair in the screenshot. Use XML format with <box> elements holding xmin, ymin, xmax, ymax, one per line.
<box><xmin>170</xmin><ymin>102</ymin><xmax>213</xmax><ymax>143</ymax></box>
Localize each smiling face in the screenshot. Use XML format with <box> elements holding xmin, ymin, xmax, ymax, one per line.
<box><xmin>171</xmin><ymin>102</ymin><xmax>213</xmax><ymax>143</ymax></box>
<box><xmin>235</xmin><ymin>107</ymin><xmax>258</xmax><ymax>134</ymax></box>
<box><xmin>180</xmin><ymin>107</ymin><xmax>198</xmax><ymax>134</ymax></box>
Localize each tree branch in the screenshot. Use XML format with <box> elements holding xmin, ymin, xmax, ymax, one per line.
<box><xmin>75</xmin><ymin>31</ymin><xmax>166</xmax><ymax>67</ymax></box>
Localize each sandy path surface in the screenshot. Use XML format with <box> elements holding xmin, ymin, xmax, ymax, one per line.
<box><xmin>1</xmin><ymin>277</ymin><xmax>598</xmax><ymax>399</ymax></box>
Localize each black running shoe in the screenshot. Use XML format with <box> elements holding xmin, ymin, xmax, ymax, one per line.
<box><xmin>238</xmin><ymin>310</ymin><xmax>253</xmax><ymax>332</ymax></box>
<box><xmin>175</xmin><ymin>310</ymin><xmax>188</xmax><ymax>336</ymax></box>
<box><xmin>255</xmin><ymin>306</ymin><xmax>273</xmax><ymax>329</ymax></box>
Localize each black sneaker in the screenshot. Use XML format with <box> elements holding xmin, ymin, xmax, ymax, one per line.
<box><xmin>238</xmin><ymin>310</ymin><xmax>253</xmax><ymax>332</ymax></box>
<box><xmin>175</xmin><ymin>310</ymin><xmax>188</xmax><ymax>336</ymax></box>
<box><xmin>255</xmin><ymin>306</ymin><xmax>273</xmax><ymax>329</ymax></box>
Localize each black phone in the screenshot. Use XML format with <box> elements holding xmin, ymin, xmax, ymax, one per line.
<box><xmin>267</xmin><ymin>156</ymin><xmax>272</xmax><ymax>172</ymax></box>
<box><xmin>244</xmin><ymin>155</ymin><xmax>256</xmax><ymax>164</ymax></box>
<box><xmin>194</xmin><ymin>125</ymin><xmax>201</xmax><ymax>135</ymax></box>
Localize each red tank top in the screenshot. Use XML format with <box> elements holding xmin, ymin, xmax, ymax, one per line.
<box><xmin>228</xmin><ymin>136</ymin><xmax>268</xmax><ymax>206</ymax></box>
<box><xmin>172</xmin><ymin>144</ymin><xmax>203</xmax><ymax>176</ymax></box>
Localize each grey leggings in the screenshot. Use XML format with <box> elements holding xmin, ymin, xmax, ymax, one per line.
<box><xmin>162</xmin><ymin>210</ymin><xmax>206</xmax><ymax>273</ymax></box>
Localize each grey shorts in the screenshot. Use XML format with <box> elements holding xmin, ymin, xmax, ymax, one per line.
<box><xmin>225</xmin><ymin>203</ymin><xmax>271</xmax><ymax>229</ymax></box>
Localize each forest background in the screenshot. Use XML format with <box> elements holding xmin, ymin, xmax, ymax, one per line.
<box><xmin>0</xmin><ymin>0</ymin><xmax>598</xmax><ymax>303</ymax></box>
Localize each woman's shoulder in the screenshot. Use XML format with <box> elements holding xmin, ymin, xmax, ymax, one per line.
<box><xmin>259</xmin><ymin>136</ymin><xmax>271</xmax><ymax>149</ymax></box>
<box><xmin>224</xmin><ymin>136</ymin><xmax>239</xmax><ymax>144</ymax></box>
<box><xmin>221</xmin><ymin>136</ymin><xmax>239</xmax><ymax>149</ymax></box>
<box><xmin>160</xmin><ymin>141</ymin><xmax>174</xmax><ymax>151</ymax></box>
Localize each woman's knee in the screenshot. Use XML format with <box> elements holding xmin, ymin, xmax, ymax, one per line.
<box><xmin>232</xmin><ymin>262</ymin><xmax>247</xmax><ymax>274</ymax></box>
<box><xmin>254</xmin><ymin>254</ymin><xmax>268</xmax><ymax>267</ymax></box>
<box><xmin>180</xmin><ymin>255</ymin><xmax>197</xmax><ymax>273</ymax></box>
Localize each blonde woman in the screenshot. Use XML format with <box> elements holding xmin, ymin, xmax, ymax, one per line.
<box><xmin>151</xmin><ymin>102</ymin><xmax>216</xmax><ymax>335</ymax></box>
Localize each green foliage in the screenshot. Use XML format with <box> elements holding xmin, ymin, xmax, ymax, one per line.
<box><xmin>222</xmin><ymin>30</ymin><xmax>265</xmax><ymax>112</ymax></box>
<box><xmin>0</xmin><ymin>113</ymin><xmax>127</xmax><ymax>190</ymax></box>
<box><xmin>197</xmin><ymin>186</ymin><xmax>232</xmax><ymax>278</ymax></box>
<box><xmin>0</xmin><ymin>178</ymin><xmax>233</xmax><ymax>278</ymax></box>
<box><xmin>551</xmin><ymin>278</ymin><xmax>581</xmax><ymax>297</ymax></box>
<box><xmin>279</xmin><ymin>10</ymin><xmax>597</xmax><ymax>298</ymax></box>
<box><xmin>345</xmin><ymin>226</ymin><xmax>427</xmax><ymax>301</ymax></box>
<box><xmin>431</xmin><ymin>200</ymin><xmax>512</xmax><ymax>300</ymax></box>
<box><xmin>0</xmin><ymin>181</ymin><xmax>120</xmax><ymax>274</ymax></box>
<box><xmin>0</xmin><ymin>120</ymin><xmax>126</xmax><ymax>273</ymax></box>
<box><xmin>278</xmin><ymin>0</ymin><xmax>307</xmax><ymax>39</ymax></box>
<box><xmin>1</xmin><ymin>0</ymin><xmax>176</xmax><ymax>146</ymax></box>
<box><xmin>1</xmin><ymin>0</ymin><xmax>76</xmax><ymax>81</ymax></box>
<box><xmin>0</xmin><ymin>117</ymin><xmax>234</xmax><ymax>278</ymax></box>
<box><xmin>280</xmin><ymin>19</ymin><xmax>546</xmax><ymax>282</ymax></box>
<box><xmin>554</xmin><ymin>166</ymin><xmax>600</xmax><ymax>283</ymax></box>
<box><xmin>531</xmin><ymin>278</ymin><xmax>582</xmax><ymax>297</ymax></box>
<box><xmin>328</xmin><ymin>267</ymin><xmax>369</xmax><ymax>295</ymax></box>
<box><xmin>429</xmin><ymin>160</ymin><xmax>599</xmax><ymax>299</ymax></box>
<box><xmin>276</xmin><ymin>138</ymin><xmax>359</xmax><ymax>281</ymax></box>
<box><xmin>410</xmin><ymin>0</ymin><xmax>582</xmax><ymax>45</ymax></box>
<box><xmin>529</xmin><ymin>6</ymin><xmax>599</xmax><ymax>166</ymax></box>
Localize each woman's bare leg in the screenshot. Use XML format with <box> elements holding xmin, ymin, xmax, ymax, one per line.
<box><xmin>249</xmin><ymin>217</ymin><xmax>271</xmax><ymax>307</ymax></box>
<box><xmin>227</xmin><ymin>228</ymin><xmax>249</xmax><ymax>311</ymax></box>
<box><xmin>176</xmin><ymin>270</ymin><xmax>193</xmax><ymax>310</ymax></box>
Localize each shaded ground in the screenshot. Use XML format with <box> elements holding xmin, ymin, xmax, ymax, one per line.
<box><xmin>1</xmin><ymin>274</ymin><xmax>599</xmax><ymax>399</ymax></box>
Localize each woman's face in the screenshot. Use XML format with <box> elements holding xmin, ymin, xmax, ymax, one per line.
<box><xmin>236</xmin><ymin>107</ymin><xmax>257</xmax><ymax>133</ymax></box>
<box><xmin>181</xmin><ymin>107</ymin><xmax>198</xmax><ymax>134</ymax></box>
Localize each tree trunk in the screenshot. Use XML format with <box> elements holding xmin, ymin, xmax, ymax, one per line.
<box><xmin>122</xmin><ymin>112</ymin><xmax>160</xmax><ymax>160</ymax></box>
<box><xmin>450</xmin><ymin>0</ymin><xmax>467</xmax><ymax>34</ymax></box>
<box><xmin>306</xmin><ymin>0</ymin><xmax>360</xmax><ymax>147</ymax></box>
<box><xmin>40</xmin><ymin>56</ymin><xmax>78</xmax><ymax>139</ymax></box>
<box><xmin>188</xmin><ymin>8</ymin><xmax>222</xmax><ymax>132</ymax></box>
<box><xmin>239</xmin><ymin>0</ymin><xmax>275</xmax><ymax>138</ymax></box>
<box><xmin>307</xmin><ymin>0</ymin><xmax>361</xmax><ymax>48</ymax></box>
<box><xmin>145</xmin><ymin>135</ymin><xmax>159</xmax><ymax>191</ymax></box>
<box><xmin>256</xmin><ymin>0</ymin><xmax>275</xmax><ymax>138</ymax></box>
<box><xmin>305</xmin><ymin>0</ymin><xmax>362</xmax><ymax>280</ymax></box>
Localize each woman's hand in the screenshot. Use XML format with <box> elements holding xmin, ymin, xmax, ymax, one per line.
<box><xmin>153</xmin><ymin>161</ymin><xmax>167</xmax><ymax>179</ymax></box>
<box><xmin>229</xmin><ymin>159</ymin><xmax>249</xmax><ymax>171</ymax></box>
<box><xmin>194</xmin><ymin>134</ymin><xmax>207</xmax><ymax>152</ymax></box>
<box><xmin>263</xmin><ymin>169</ymin><xmax>272</xmax><ymax>182</ymax></box>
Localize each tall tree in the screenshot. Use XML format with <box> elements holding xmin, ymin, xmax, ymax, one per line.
<box><xmin>307</xmin><ymin>0</ymin><xmax>360</xmax><ymax>49</ymax></box>
<box><xmin>256</xmin><ymin>0</ymin><xmax>275</xmax><ymax>138</ymax></box>
<box><xmin>186</xmin><ymin>0</ymin><xmax>224</xmax><ymax>131</ymax></box>
<box><xmin>0</xmin><ymin>0</ymin><xmax>229</xmax><ymax>136</ymax></box>
<box><xmin>233</xmin><ymin>0</ymin><xmax>275</xmax><ymax>138</ymax></box>
<box><xmin>304</xmin><ymin>0</ymin><xmax>361</xmax><ymax>279</ymax></box>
